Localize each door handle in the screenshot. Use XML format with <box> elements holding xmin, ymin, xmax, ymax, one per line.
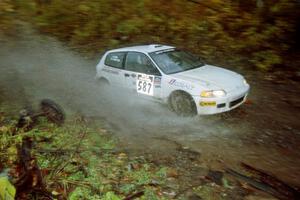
<box><xmin>131</xmin><ymin>74</ymin><xmax>136</xmax><ymax>78</ymax></box>
<box><xmin>124</xmin><ymin>73</ymin><xmax>130</xmax><ymax>77</ymax></box>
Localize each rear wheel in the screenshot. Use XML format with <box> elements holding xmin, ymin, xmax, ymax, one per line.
<box><xmin>169</xmin><ymin>91</ymin><xmax>197</xmax><ymax>116</ymax></box>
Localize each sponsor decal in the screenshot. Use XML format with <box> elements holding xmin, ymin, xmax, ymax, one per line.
<box><xmin>169</xmin><ymin>79</ymin><xmax>176</xmax><ymax>84</ymax></box>
<box><xmin>154</xmin><ymin>77</ymin><xmax>162</xmax><ymax>86</ymax></box>
<box><xmin>199</xmin><ymin>101</ymin><xmax>216</xmax><ymax>106</ymax></box>
<box><xmin>154</xmin><ymin>77</ymin><xmax>161</xmax><ymax>84</ymax></box>
<box><xmin>168</xmin><ymin>79</ymin><xmax>194</xmax><ymax>90</ymax></box>
<box><xmin>102</xmin><ymin>68</ymin><xmax>119</xmax><ymax>75</ymax></box>
<box><xmin>153</xmin><ymin>77</ymin><xmax>162</xmax><ymax>88</ymax></box>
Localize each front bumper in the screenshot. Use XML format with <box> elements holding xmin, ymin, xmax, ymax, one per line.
<box><xmin>193</xmin><ymin>85</ymin><xmax>250</xmax><ymax>115</ymax></box>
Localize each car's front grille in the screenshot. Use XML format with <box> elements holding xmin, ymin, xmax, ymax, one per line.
<box><xmin>229</xmin><ymin>96</ymin><xmax>244</xmax><ymax>108</ymax></box>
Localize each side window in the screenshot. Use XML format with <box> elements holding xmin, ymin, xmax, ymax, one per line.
<box><xmin>125</xmin><ymin>52</ymin><xmax>161</xmax><ymax>75</ymax></box>
<box><xmin>105</xmin><ymin>52</ymin><xmax>125</xmax><ymax>69</ymax></box>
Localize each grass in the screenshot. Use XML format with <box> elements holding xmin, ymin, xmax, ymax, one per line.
<box><xmin>0</xmin><ymin>107</ymin><xmax>170</xmax><ymax>199</ymax></box>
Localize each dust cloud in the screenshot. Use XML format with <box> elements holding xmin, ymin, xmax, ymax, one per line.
<box><xmin>0</xmin><ymin>27</ymin><xmax>235</xmax><ymax>145</ymax></box>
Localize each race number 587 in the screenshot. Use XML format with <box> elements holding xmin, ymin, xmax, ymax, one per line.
<box><xmin>136</xmin><ymin>74</ymin><xmax>154</xmax><ymax>96</ymax></box>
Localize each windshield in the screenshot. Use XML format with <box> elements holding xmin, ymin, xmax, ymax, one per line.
<box><xmin>149</xmin><ymin>49</ymin><xmax>204</xmax><ymax>74</ymax></box>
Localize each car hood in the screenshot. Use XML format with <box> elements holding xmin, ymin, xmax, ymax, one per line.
<box><xmin>172</xmin><ymin>65</ymin><xmax>244</xmax><ymax>92</ymax></box>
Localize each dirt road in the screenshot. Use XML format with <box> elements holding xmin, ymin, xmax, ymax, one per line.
<box><xmin>1</xmin><ymin>28</ymin><xmax>300</xmax><ymax>190</ymax></box>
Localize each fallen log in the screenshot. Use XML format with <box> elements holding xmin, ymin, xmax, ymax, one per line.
<box><xmin>15</xmin><ymin>137</ymin><xmax>44</xmax><ymax>194</ymax></box>
<box><xmin>241</xmin><ymin>162</ymin><xmax>300</xmax><ymax>200</ymax></box>
<box><xmin>226</xmin><ymin>168</ymin><xmax>297</xmax><ymax>200</ymax></box>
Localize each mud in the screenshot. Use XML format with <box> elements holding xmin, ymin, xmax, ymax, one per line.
<box><xmin>1</xmin><ymin>25</ymin><xmax>300</xmax><ymax>194</ymax></box>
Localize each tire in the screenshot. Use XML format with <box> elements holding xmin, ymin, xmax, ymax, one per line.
<box><xmin>169</xmin><ymin>91</ymin><xmax>197</xmax><ymax>116</ymax></box>
<box><xmin>40</xmin><ymin>99</ymin><xmax>65</xmax><ymax>125</ymax></box>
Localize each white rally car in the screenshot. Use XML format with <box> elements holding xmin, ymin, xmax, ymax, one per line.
<box><xmin>96</xmin><ymin>44</ymin><xmax>250</xmax><ymax>116</ymax></box>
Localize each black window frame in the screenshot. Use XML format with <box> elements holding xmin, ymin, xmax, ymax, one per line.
<box><xmin>104</xmin><ymin>52</ymin><xmax>126</xmax><ymax>69</ymax></box>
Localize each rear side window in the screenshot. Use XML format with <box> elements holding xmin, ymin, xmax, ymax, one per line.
<box><xmin>105</xmin><ymin>52</ymin><xmax>125</xmax><ymax>69</ymax></box>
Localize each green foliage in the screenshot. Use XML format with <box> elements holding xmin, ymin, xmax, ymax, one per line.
<box><xmin>142</xmin><ymin>188</ymin><xmax>160</xmax><ymax>200</ymax></box>
<box><xmin>0</xmin><ymin>0</ymin><xmax>16</xmax><ymax>38</ymax></box>
<box><xmin>251</xmin><ymin>50</ymin><xmax>282</xmax><ymax>70</ymax></box>
<box><xmin>120</xmin><ymin>183</ymin><xmax>136</xmax><ymax>194</ymax></box>
<box><xmin>2</xmin><ymin>0</ymin><xmax>298</xmax><ymax>70</ymax></box>
<box><xmin>132</xmin><ymin>168</ymin><xmax>152</xmax><ymax>185</ymax></box>
<box><xmin>193</xmin><ymin>184</ymin><xmax>226</xmax><ymax>200</ymax></box>
<box><xmin>101</xmin><ymin>192</ymin><xmax>121</xmax><ymax>200</ymax></box>
<box><xmin>69</xmin><ymin>187</ymin><xmax>101</xmax><ymax>200</ymax></box>
<box><xmin>0</xmin><ymin>176</ymin><xmax>16</xmax><ymax>200</ymax></box>
<box><xmin>155</xmin><ymin>167</ymin><xmax>168</xmax><ymax>179</ymax></box>
<box><xmin>0</xmin><ymin>111</ymin><xmax>168</xmax><ymax>199</ymax></box>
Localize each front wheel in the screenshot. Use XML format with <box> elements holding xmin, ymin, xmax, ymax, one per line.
<box><xmin>168</xmin><ymin>91</ymin><xmax>197</xmax><ymax>116</ymax></box>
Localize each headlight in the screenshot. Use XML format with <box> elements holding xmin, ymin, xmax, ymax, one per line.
<box><xmin>201</xmin><ymin>90</ymin><xmax>226</xmax><ymax>98</ymax></box>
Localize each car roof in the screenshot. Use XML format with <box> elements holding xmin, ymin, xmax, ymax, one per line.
<box><xmin>107</xmin><ymin>44</ymin><xmax>175</xmax><ymax>54</ymax></box>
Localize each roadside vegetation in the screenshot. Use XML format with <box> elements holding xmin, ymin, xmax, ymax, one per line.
<box><xmin>1</xmin><ymin>0</ymin><xmax>299</xmax><ymax>71</ymax></box>
<box><xmin>0</xmin><ymin>102</ymin><xmax>252</xmax><ymax>200</ymax></box>
<box><xmin>0</xmin><ymin>104</ymin><xmax>171</xmax><ymax>199</ymax></box>
<box><xmin>1</xmin><ymin>101</ymin><xmax>299</xmax><ymax>199</ymax></box>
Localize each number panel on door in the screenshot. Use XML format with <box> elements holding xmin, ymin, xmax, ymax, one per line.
<box><xmin>136</xmin><ymin>73</ymin><xmax>154</xmax><ymax>96</ymax></box>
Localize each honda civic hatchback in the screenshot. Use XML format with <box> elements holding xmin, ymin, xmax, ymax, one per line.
<box><xmin>96</xmin><ymin>44</ymin><xmax>250</xmax><ymax>116</ymax></box>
